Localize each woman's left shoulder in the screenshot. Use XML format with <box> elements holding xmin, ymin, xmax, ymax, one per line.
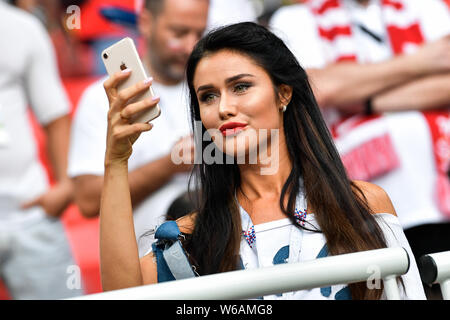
<box><xmin>352</xmin><ymin>180</ymin><xmax>397</xmax><ymax>216</ymax></box>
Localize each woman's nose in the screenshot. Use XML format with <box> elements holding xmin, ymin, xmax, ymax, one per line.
<box><xmin>218</xmin><ymin>94</ymin><xmax>238</xmax><ymax>119</ymax></box>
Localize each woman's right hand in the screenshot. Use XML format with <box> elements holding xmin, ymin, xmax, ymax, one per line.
<box><xmin>103</xmin><ymin>69</ymin><xmax>159</xmax><ymax>166</ymax></box>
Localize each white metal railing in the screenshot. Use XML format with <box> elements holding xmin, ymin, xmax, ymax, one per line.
<box><xmin>69</xmin><ymin>247</ymin><xmax>410</xmax><ymax>300</ymax></box>
<box><xmin>419</xmin><ymin>250</ymin><xmax>450</xmax><ymax>300</ymax></box>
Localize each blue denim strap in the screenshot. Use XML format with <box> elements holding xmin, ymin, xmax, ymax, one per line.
<box><xmin>153</xmin><ymin>221</ymin><xmax>196</xmax><ymax>282</ymax></box>
<box><xmin>155</xmin><ymin>220</ymin><xmax>181</xmax><ymax>241</ymax></box>
<box><xmin>152</xmin><ymin>242</ymin><xmax>176</xmax><ymax>282</ymax></box>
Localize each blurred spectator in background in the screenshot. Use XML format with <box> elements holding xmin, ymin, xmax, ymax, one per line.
<box><xmin>9</xmin><ymin>0</ymin><xmax>258</xmax><ymax>77</ymax></box>
<box><xmin>7</xmin><ymin>0</ymin><xmax>96</xmax><ymax>78</ymax></box>
<box><xmin>0</xmin><ymin>1</ymin><xmax>83</xmax><ymax>299</ymax></box>
<box><xmin>68</xmin><ymin>0</ymin><xmax>210</xmax><ymax>258</ymax></box>
<box><xmin>69</xmin><ymin>0</ymin><xmax>256</xmax><ymax>253</ymax></box>
<box><xmin>270</xmin><ymin>0</ymin><xmax>450</xmax><ymax>298</ymax></box>
<box><xmin>73</xmin><ymin>0</ymin><xmax>257</xmax><ymax>75</ymax></box>
<box><xmin>68</xmin><ymin>0</ymin><xmax>257</xmax><ymax>258</ymax></box>
<box><xmin>8</xmin><ymin>0</ymin><xmax>35</xmax><ymax>10</ymax></box>
<box><xmin>4</xmin><ymin>0</ymin><xmax>48</xmax><ymax>38</ymax></box>
<box><xmin>46</xmin><ymin>0</ymin><xmax>96</xmax><ymax>78</ymax></box>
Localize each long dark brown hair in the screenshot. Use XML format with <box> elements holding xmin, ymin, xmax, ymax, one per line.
<box><xmin>184</xmin><ymin>22</ymin><xmax>387</xmax><ymax>300</ymax></box>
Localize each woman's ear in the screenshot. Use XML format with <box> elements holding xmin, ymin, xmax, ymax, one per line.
<box><xmin>277</xmin><ymin>84</ymin><xmax>293</xmax><ymax>109</ymax></box>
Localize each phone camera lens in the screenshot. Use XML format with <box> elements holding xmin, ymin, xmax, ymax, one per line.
<box><xmin>103</xmin><ymin>53</ymin><xmax>108</xmax><ymax>59</ymax></box>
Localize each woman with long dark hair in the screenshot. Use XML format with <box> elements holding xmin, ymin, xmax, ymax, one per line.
<box><xmin>100</xmin><ymin>22</ymin><xmax>425</xmax><ymax>299</ymax></box>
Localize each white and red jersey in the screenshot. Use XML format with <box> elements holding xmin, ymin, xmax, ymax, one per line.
<box><xmin>270</xmin><ymin>0</ymin><xmax>450</xmax><ymax>228</ymax></box>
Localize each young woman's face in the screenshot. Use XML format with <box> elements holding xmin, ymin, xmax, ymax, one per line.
<box><xmin>193</xmin><ymin>50</ymin><xmax>290</xmax><ymax>159</ymax></box>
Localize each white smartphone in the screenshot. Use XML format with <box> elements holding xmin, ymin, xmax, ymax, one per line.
<box><xmin>101</xmin><ymin>37</ymin><xmax>161</xmax><ymax>123</ymax></box>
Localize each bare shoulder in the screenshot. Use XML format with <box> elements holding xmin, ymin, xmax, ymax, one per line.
<box><xmin>352</xmin><ymin>180</ymin><xmax>397</xmax><ymax>216</ymax></box>
<box><xmin>140</xmin><ymin>252</ymin><xmax>157</xmax><ymax>285</ymax></box>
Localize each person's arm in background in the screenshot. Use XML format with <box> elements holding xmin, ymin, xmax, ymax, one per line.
<box><xmin>269</xmin><ymin>3</ymin><xmax>450</xmax><ymax>113</ymax></box>
<box><xmin>69</xmin><ymin>76</ymin><xmax>194</xmax><ymax>218</ymax></box>
<box><xmin>369</xmin><ymin>0</ymin><xmax>450</xmax><ymax>112</ymax></box>
<box><xmin>371</xmin><ymin>72</ymin><xmax>450</xmax><ymax>112</ymax></box>
<box><xmin>307</xmin><ymin>34</ymin><xmax>450</xmax><ymax>112</ymax></box>
<box><xmin>22</xmin><ymin>115</ymin><xmax>74</xmax><ymax>217</ymax></box>
<box><xmin>73</xmin><ymin>136</ymin><xmax>193</xmax><ymax>218</ymax></box>
<box><xmin>20</xmin><ymin>14</ymin><xmax>74</xmax><ymax>217</ymax></box>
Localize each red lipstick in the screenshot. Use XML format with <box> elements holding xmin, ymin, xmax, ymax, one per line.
<box><xmin>219</xmin><ymin>122</ymin><xmax>247</xmax><ymax>136</ymax></box>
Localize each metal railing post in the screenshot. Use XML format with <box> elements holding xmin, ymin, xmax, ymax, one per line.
<box><xmin>419</xmin><ymin>250</ymin><xmax>450</xmax><ymax>300</ymax></box>
<box><xmin>383</xmin><ymin>275</ymin><xmax>401</xmax><ymax>300</ymax></box>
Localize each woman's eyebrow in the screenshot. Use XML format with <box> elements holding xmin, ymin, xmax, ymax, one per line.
<box><xmin>196</xmin><ymin>73</ymin><xmax>255</xmax><ymax>93</ymax></box>
<box><xmin>225</xmin><ymin>73</ymin><xmax>255</xmax><ymax>84</ymax></box>
<box><xmin>196</xmin><ymin>84</ymin><xmax>214</xmax><ymax>93</ymax></box>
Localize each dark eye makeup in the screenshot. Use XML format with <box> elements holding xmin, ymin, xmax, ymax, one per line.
<box><xmin>198</xmin><ymin>81</ymin><xmax>253</xmax><ymax>103</ymax></box>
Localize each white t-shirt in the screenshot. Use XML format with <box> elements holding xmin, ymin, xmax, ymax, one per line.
<box><xmin>68</xmin><ymin>78</ymin><xmax>192</xmax><ymax>256</ymax></box>
<box><xmin>206</xmin><ymin>0</ymin><xmax>257</xmax><ymax>31</ymax></box>
<box><xmin>269</xmin><ymin>0</ymin><xmax>450</xmax><ymax>229</ymax></box>
<box><xmin>0</xmin><ymin>3</ymin><xmax>70</xmax><ymax>225</ymax></box>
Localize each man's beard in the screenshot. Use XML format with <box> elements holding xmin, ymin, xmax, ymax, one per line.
<box><xmin>148</xmin><ymin>40</ymin><xmax>186</xmax><ymax>83</ymax></box>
